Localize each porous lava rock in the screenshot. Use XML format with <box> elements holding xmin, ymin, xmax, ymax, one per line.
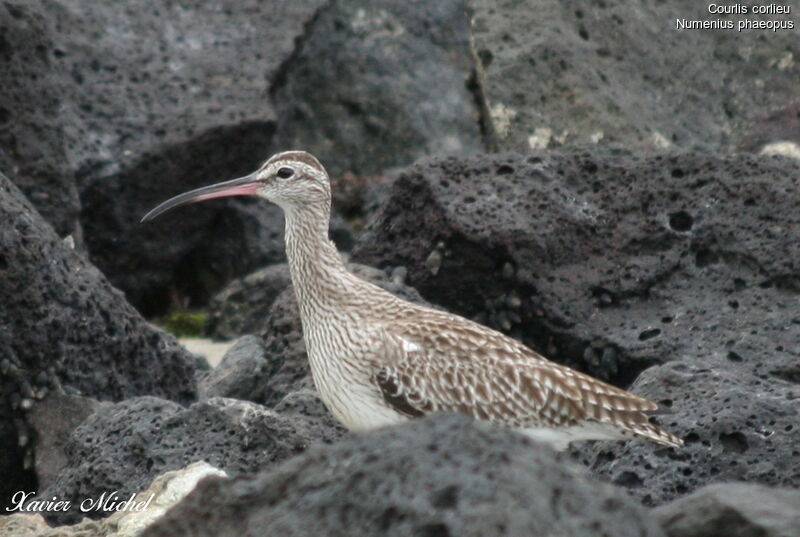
<box><xmin>468</xmin><ymin>0</ymin><xmax>799</xmax><ymax>153</ymax></box>
<box><xmin>0</xmin><ymin>1</ymin><xmax>84</xmax><ymax>239</ymax></box>
<box><xmin>578</xmin><ymin>360</ymin><xmax>800</xmax><ymax>506</ymax></box>
<box><xmin>353</xmin><ymin>152</ymin><xmax>800</xmax><ymax>386</ymax></box>
<box><xmin>199</xmin><ymin>335</ymin><xmax>273</xmax><ymax>402</ymax></box>
<box><xmin>205</xmin><ymin>264</ymin><xmax>294</xmax><ymax>340</ymax></box>
<box><xmin>352</xmin><ymin>151</ymin><xmax>800</xmax><ymax>502</ymax></box>
<box><xmin>143</xmin><ymin>415</ymin><xmax>666</xmax><ymax>537</ymax></box>
<box><xmin>653</xmin><ymin>483</ymin><xmax>800</xmax><ymax>537</ymax></box>
<box><xmin>0</xmin><ymin>172</ymin><xmax>196</xmax><ymax>509</ymax></box>
<box><xmin>0</xmin><ymin>174</ymin><xmax>197</xmax><ymax>401</ymax></box>
<box><xmin>38</xmin><ymin>395</ymin><xmax>345</xmax><ymax>525</ymax></box>
<box><xmin>269</xmin><ymin>0</ymin><xmax>485</xmax><ymax>177</ymax></box>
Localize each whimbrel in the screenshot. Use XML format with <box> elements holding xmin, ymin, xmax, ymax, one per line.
<box><xmin>142</xmin><ymin>151</ymin><xmax>682</xmax><ymax>450</ymax></box>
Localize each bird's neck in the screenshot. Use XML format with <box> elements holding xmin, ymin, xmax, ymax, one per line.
<box><xmin>284</xmin><ymin>204</ymin><xmax>351</xmax><ymax>317</ymax></box>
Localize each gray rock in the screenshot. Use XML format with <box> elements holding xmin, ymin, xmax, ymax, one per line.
<box><xmin>331</xmin><ymin>172</ymin><xmax>397</xmax><ymax>237</ymax></box>
<box><xmin>0</xmin><ymin>462</ymin><xmax>229</xmax><ymax>537</ymax></box>
<box><xmin>4</xmin><ymin>0</ymin><xmax>483</xmax><ymax>317</ymax></box>
<box><xmin>26</xmin><ymin>390</ymin><xmax>103</xmax><ymax>491</ymax></box>
<box><xmin>39</xmin><ymin>395</ymin><xmax>346</xmax><ymax>525</ymax></box>
<box><xmin>0</xmin><ymin>1</ymin><xmax>84</xmax><ymax>239</ymax></box>
<box><xmin>352</xmin><ymin>151</ymin><xmax>800</xmax><ymax>502</ymax></box>
<box><xmin>578</xmin><ymin>360</ymin><xmax>800</xmax><ymax>506</ymax></box>
<box><xmin>0</xmin><ymin>403</ymin><xmax>35</xmax><ymax>515</ymax></box>
<box><xmin>19</xmin><ymin>0</ymin><xmax>327</xmax><ymax>316</ymax></box>
<box><xmin>0</xmin><ymin>174</ymin><xmax>198</xmax><ymax>401</ymax></box>
<box><xmin>653</xmin><ymin>483</ymin><xmax>800</xmax><ymax>537</ymax></box>
<box><xmin>270</xmin><ymin>0</ymin><xmax>485</xmax><ymax>178</ymax></box>
<box><xmin>143</xmin><ymin>415</ymin><xmax>666</xmax><ymax>537</ymax></box>
<box><xmin>206</xmin><ymin>264</ymin><xmax>293</xmax><ymax>340</ymax></box>
<box><xmin>352</xmin><ymin>152</ymin><xmax>800</xmax><ymax>386</ymax></box>
<box><xmin>257</xmin><ymin>262</ymin><xmax>430</xmax><ymax>406</ymax></box>
<box><xmin>199</xmin><ymin>336</ymin><xmax>273</xmax><ymax>402</ymax></box>
<box><xmin>468</xmin><ymin>0</ymin><xmax>799</xmax><ymax>153</ymax></box>
<box><xmin>258</xmin><ymin>286</ymin><xmax>316</xmax><ymax>406</ymax></box>
<box><xmin>0</xmin><ymin>172</ymin><xmax>197</xmax><ymax>508</ymax></box>
<box><xmin>273</xmin><ymin>389</ymin><xmax>348</xmax><ymax>439</ymax></box>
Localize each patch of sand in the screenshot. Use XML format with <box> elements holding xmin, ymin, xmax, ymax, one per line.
<box><xmin>179</xmin><ymin>338</ymin><xmax>235</xmax><ymax>367</ymax></box>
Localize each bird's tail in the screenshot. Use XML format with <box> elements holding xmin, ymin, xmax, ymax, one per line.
<box><xmin>624</xmin><ymin>417</ymin><xmax>683</xmax><ymax>448</ymax></box>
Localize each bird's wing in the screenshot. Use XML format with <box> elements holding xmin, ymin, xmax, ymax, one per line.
<box><xmin>369</xmin><ymin>314</ymin><xmax>663</xmax><ymax>432</ymax></box>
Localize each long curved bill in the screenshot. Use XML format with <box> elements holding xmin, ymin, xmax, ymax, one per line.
<box><xmin>140</xmin><ymin>172</ymin><xmax>261</xmax><ymax>223</ymax></box>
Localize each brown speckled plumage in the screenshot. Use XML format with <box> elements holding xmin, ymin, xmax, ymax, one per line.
<box><xmin>143</xmin><ymin>150</ymin><xmax>683</xmax><ymax>450</ymax></box>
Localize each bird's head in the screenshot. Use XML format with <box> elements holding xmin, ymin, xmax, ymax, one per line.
<box><xmin>141</xmin><ymin>150</ymin><xmax>330</xmax><ymax>222</ymax></box>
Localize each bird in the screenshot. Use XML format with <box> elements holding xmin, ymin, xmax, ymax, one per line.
<box><xmin>142</xmin><ymin>150</ymin><xmax>683</xmax><ymax>450</ymax></box>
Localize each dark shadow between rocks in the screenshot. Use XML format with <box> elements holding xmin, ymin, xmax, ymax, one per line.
<box><xmin>80</xmin><ymin>120</ymin><xmax>278</xmax><ymax>317</ymax></box>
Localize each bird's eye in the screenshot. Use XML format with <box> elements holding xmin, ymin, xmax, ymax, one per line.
<box><xmin>277</xmin><ymin>167</ymin><xmax>294</xmax><ymax>179</ymax></box>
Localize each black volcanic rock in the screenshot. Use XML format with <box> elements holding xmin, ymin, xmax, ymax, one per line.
<box><xmin>653</xmin><ymin>483</ymin><xmax>800</xmax><ymax>537</ymax></box>
<box><xmin>578</xmin><ymin>360</ymin><xmax>800</xmax><ymax>506</ymax></box>
<box><xmin>0</xmin><ymin>1</ymin><xmax>84</xmax><ymax>240</ymax></box>
<box><xmin>205</xmin><ymin>264</ymin><xmax>294</xmax><ymax>340</ymax></box>
<box><xmin>0</xmin><ymin>173</ymin><xmax>196</xmax><ymax>403</ymax></box>
<box><xmin>199</xmin><ymin>335</ymin><xmax>273</xmax><ymax>402</ymax></box>
<box><xmin>143</xmin><ymin>415</ymin><xmax>666</xmax><ymax>537</ymax></box>
<box><xmin>352</xmin><ymin>151</ymin><xmax>800</xmax><ymax>502</ymax></box>
<box><xmin>66</xmin><ymin>0</ymin><xmax>328</xmax><ymax>315</ymax></box>
<box><xmin>468</xmin><ymin>0</ymin><xmax>799</xmax><ymax>153</ymax></box>
<box><xmin>269</xmin><ymin>0</ymin><xmax>485</xmax><ymax>178</ymax></box>
<box><xmin>38</xmin><ymin>395</ymin><xmax>346</xmax><ymax>525</ymax></box>
<box><xmin>352</xmin><ymin>152</ymin><xmax>800</xmax><ymax>385</ymax></box>
<box><xmin>0</xmin><ymin>0</ymin><xmax>488</xmax><ymax>316</ymax></box>
<box><xmin>0</xmin><ymin>172</ymin><xmax>196</xmax><ymax>508</ymax></box>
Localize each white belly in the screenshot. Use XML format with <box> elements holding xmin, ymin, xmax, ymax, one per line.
<box><xmin>325</xmin><ymin>384</ymin><xmax>407</xmax><ymax>432</ymax></box>
<box><xmin>304</xmin><ymin>335</ymin><xmax>407</xmax><ymax>431</ymax></box>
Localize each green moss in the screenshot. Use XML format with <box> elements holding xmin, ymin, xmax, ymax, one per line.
<box><xmin>156</xmin><ymin>311</ymin><xmax>208</xmax><ymax>337</ymax></box>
